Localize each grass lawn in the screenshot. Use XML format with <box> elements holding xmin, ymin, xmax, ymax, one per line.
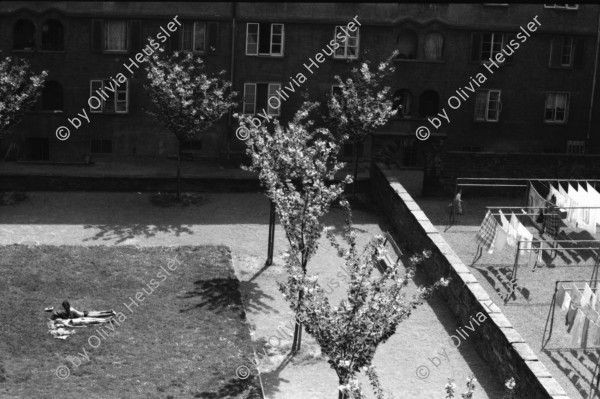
<box><xmin>0</xmin><ymin>244</ymin><xmax>261</xmax><ymax>399</ymax></box>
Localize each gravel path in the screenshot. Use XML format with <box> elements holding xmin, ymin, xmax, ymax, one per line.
<box><xmin>0</xmin><ymin>192</ymin><xmax>505</xmax><ymax>399</ymax></box>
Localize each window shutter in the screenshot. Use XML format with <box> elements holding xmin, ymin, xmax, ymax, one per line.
<box><xmin>129</xmin><ymin>20</ymin><xmax>141</xmax><ymax>53</ymax></box>
<box><xmin>116</xmin><ymin>79</ymin><xmax>129</xmax><ymax>113</ymax></box>
<box><xmin>470</xmin><ymin>33</ymin><xmax>481</xmax><ymax>62</ymax></box>
<box><xmin>549</xmin><ymin>37</ymin><xmax>563</xmax><ymax>67</ymax></box>
<box><xmin>243</xmin><ymin>83</ymin><xmax>256</xmax><ymax>114</ymax></box>
<box><xmin>505</xmin><ymin>34</ymin><xmax>515</xmax><ymax>64</ymax></box>
<box><xmin>207</xmin><ymin>22</ymin><xmax>219</xmax><ymax>53</ymax></box>
<box><xmin>474</xmin><ymin>90</ymin><xmax>487</xmax><ymax>121</ymax></box>
<box><xmin>90</xmin><ymin>80</ymin><xmax>104</xmax><ymax>113</ymax></box>
<box><xmin>267</xmin><ymin>84</ymin><xmax>281</xmax><ymax>116</ymax></box>
<box><xmin>270</xmin><ymin>24</ymin><xmax>284</xmax><ymax>56</ymax></box>
<box><xmin>168</xmin><ymin>24</ymin><xmax>181</xmax><ymax>52</ymax></box>
<box><xmin>574</xmin><ymin>38</ymin><xmax>585</xmax><ymax>69</ymax></box>
<box><xmin>91</xmin><ymin>20</ymin><xmax>103</xmax><ymax>53</ymax></box>
<box><xmin>246</xmin><ymin>23</ymin><xmax>258</xmax><ymax>55</ymax></box>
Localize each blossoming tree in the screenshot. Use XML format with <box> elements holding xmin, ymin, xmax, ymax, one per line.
<box><xmin>279</xmin><ymin>203</ymin><xmax>449</xmax><ymax>399</ymax></box>
<box><xmin>325</xmin><ymin>51</ymin><xmax>399</xmax><ymax>199</ymax></box>
<box><xmin>239</xmin><ymin>100</ymin><xmax>352</xmax><ymax>351</ymax></box>
<box><xmin>144</xmin><ymin>48</ymin><xmax>237</xmax><ymax>199</ymax></box>
<box><xmin>0</xmin><ymin>56</ymin><xmax>47</xmax><ymax>139</ymax></box>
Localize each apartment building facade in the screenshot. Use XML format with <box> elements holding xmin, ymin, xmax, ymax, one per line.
<box><xmin>0</xmin><ymin>2</ymin><xmax>599</xmax><ymax>166</ymax></box>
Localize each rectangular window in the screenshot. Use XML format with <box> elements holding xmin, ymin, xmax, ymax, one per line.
<box><xmin>243</xmin><ymin>83</ymin><xmax>281</xmax><ymax>116</ymax></box>
<box><xmin>474</xmin><ymin>90</ymin><xmax>502</xmax><ymax>122</ymax></box>
<box><xmin>245</xmin><ymin>23</ymin><xmax>284</xmax><ymax>56</ymax></box>
<box><xmin>334</xmin><ymin>26</ymin><xmax>359</xmax><ymax>59</ymax></box>
<box><xmin>331</xmin><ymin>85</ymin><xmax>343</xmax><ymax>97</ymax></box>
<box><xmin>550</xmin><ymin>36</ymin><xmax>578</xmax><ymax>67</ymax></box>
<box><xmin>566</xmin><ymin>140</ymin><xmax>585</xmax><ymax>154</ymax></box>
<box><xmin>104</xmin><ymin>20</ymin><xmax>128</xmax><ymax>52</ymax></box>
<box><xmin>91</xmin><ymin>139</ymin><xmax>112</xmax><ymax>154</ymax></box>
<box><xmin>544</xmin><ymin>4</ymin><xmax>578</xmax><ymax>9</ymax></box>
<box><xmin>89</xmin><ymin>79</ymin><xmax>129</xmax><ymax>114</ymax></box>
<box><xmin>544</xmin><ymin>92</ymin><xmax>569</xmax><ymax>123</ymax></box>
<box><xmin>471</xmin><ymin>32</ymin><xmax>515</xmax><ymax>63</ymax></box>
<box><xmin>181</xmin><ymin>21</ymin><xmax>207</xmax><ymax>53</ymax></box>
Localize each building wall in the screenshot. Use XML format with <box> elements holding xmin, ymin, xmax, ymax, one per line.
<box><xmin>1</xmin><ymin>2</ymin><xmax>599</xmax><ymax>162</ymax></box>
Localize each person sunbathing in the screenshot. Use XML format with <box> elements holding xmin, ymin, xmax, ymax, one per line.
<box><xmin>50</xmin><ymin>300</ymin><xmax>115</xmax><ymax>320</ymax></box>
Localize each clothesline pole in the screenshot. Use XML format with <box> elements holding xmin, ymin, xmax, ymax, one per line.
<box><xmin>541</xmin><ymin>280</ymin><xmax>559</xmax><ymax>350</ymax></box>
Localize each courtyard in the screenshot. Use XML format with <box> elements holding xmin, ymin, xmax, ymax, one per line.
<box><xmin>0</xmin><ymin>191</ymin><xmax>506</xmax><ymax>398</ymax></box>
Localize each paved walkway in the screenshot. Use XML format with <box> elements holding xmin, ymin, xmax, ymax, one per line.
<box><xmin>0</xmin><ymin>192</ymin><xmax>504</xmax><ymax>398</ymax></box>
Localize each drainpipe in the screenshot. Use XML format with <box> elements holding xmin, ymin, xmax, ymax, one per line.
<box><xmin>586</xmin><ymin>6</ymin><xmax>600</xmax><ymax>153</ymax></box>
<box><xmin>226</xmin><ymin>2</ymin><xmax>237</xmax><ymax>160</ymax></box>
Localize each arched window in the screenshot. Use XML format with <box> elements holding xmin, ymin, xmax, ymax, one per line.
<box><xmin>396</xmin><ymin>30</ymin><xmax>418</xmax><ymax>59</ymax></box>
<box><xmin>42</xmin><ymin>19</ymin><xmax>64</xmax><ymax>51</ymax></box>
<box><xmin>42</xmin><ymin>81</ymin><xmax>63</xmax><ymax>111</ymax></box>
<box><xmin>424</xmin><ymin>32</ymin><xmax>444</xmax><ymax>61</ymax></box>
<box><xmin>419</xmin><ymin>90</ymin><xmax>440</xmax><ymax>118</ymax></box>
<box><xmin>393</xmin><ymin>89</ymin><xmax>412</xmax><ymax>118</ymax></box>
<box><xmin>13</xmin><ymin>19</ymin><xmax>36</xmax><ymax>50</ymax></box>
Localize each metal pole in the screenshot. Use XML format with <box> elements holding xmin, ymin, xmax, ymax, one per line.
<box><xmin>266</xmin><ymin>200</ymin><xmax>275</xmax><ymax>266</ymax></box>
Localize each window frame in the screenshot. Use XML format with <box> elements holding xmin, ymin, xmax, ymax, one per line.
<box><xmin>91</xmin><ymin>139</ymin><xmax>113</xmax><ymax>154</ymax></box>
<box><xmin>245</xmin><ymin>22</ymin><xmax>284</xmax><ymax>57</ymax></box>
<box><xmin>474</xmin><ymin>89</ymin><xmax>502</xmax><ymax>122</ymax></box>
<box><xmin>243</xmin><ymin>82</ymin><xmax>281</xmax><ymax>116</ymax></box>
<box><xmin>13</xmin><ymin>19</ymin><xmax>36</xmax><ymax>51</ymax></box>
<box><xmin>181</xmin><ymin>21</ymin><xmax>206</xmax><ymax>53</ymax></box>
<box><xmin>549</xmin><ymin>36</ymin><xmax>576</xmax><ymax>68</ymax></box>
<box><xmin>89</xmin><ymin>79</ymin><xmax>129</xmax><ymax>114</ymax></box>
<box><xmin>41</xmin><ymin>19</ymin><xmax>64</xmax><ymax>52</ymax></box>
<box><xmin>333</xmin><ymin>25</ymin><xmax>360</xmax><ymax>60</ymax></box>
<box><xmin>543</xmin><ymin>92</ymin><xmax>570</xmax><ymax>124</ymax></box>
<box><xmin>544</xmin><ymin>4</ymin><xmax>579</xmax><ymax>10</ymax></box>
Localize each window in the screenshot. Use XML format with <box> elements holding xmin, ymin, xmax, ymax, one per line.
<box><xmin>104</xmin><ymin>20</ymin><xmax>128</xmax><ymax>51</ymax></box>
<box><xmin>549</xmin><ymin>36</ymin><xmax>584</xmax><ymax>68</ymax></box>
<box><xmin>423</xmin><ymin>32</ymin><xmax>443</xmax><ymax>61</ymax></box>
<box><xmin>334</xmin><ymin>25</ymin><xmax>359</xmax><ymax>59</ymax></box>
<box><xmin>392</xmin><ymin>89</ymin><xmax>412</xmax><ymax>118</ymax></box>
<box><xmin>544</xmin><ymin>92</ymin><xmax>569</xmax><ymax>123</ymax></box>
<box><xmin>471</xmin><ymin>32</ymin><xmax>515</xmax><ymax>63</ymax></box>
<box><xmin>245</xmin><ymin>23</ymin><xmax>284</xmax><ymax>56</ymax></box>
<box><xmin>91</xmin><ymin>20</ymin><xmax>141</xmax><ymax>53</ymax></box>
<box><xmin>418</xmin><ymin>90</ymin><xmax>440</xmax><ymax>118</ymax></box>
<box><xmin>89</xmin><ymin>79</ymin><xmax>129</xmax><ymax>114</ymax></box>
<box><xmin>396</xmin><ymin>30</ymin><xmax>418</xmax><ymax>60</ymax></box>
<box><xmin>566</xmin><ymin>140</ymin><xmax>585</xmax><ymax>154</ymax></box>
<box><xmin>13</xmin><ymin>19</ymin><xmax>36</xmax><ymax>50</ymax></box>
<box><xmin>181</xmin><ymin>21</ymin><xmax>205</xmax><ymax>52</ymax></box>
<box><xmin>331</xmin><ymin>85</ymin><xmax>343</xmax><ymax>97</ymax></box>
<box><xmin>474</xmin><ymin>90</ymin><xmax>502</xmax><ymax>122</ymax></box>
<box><xmin>91</xmin><ymin>139</ymin><xmax>112</xmax><ymax>154</ymax></box>
<box><xmin>544</xmin><ymin>4</ymin><xmax>578</xmax><ymax>9</ymax></box>
<box><xmin>41</xmin><ymin>81</ymin><xmax>63</xmax><ymax>111</ymax></box>
<box><xmin>42</xmin><ymin>19</ymin><xmax>64</xmax><ymax>51</ymax></box>
<box><xmin>28</xmin><ymin>138</ymin><xmax>49</xmax><ymax>161</ymax></box>
<box><xmin>242</xmin><ymin>83</ymin><xmax>281</xmax><ymax>116</ymax></box>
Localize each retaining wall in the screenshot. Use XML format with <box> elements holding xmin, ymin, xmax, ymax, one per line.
<box><xmin>371</xmin><ymin>162</ymin><xmax>569</xmax><ymax>399</ymax></box>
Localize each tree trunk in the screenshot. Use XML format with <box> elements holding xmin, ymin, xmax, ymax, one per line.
<box><xmin>351</xmin><ymin>139</ymin><xmax>359</xmax><ymax>201</ymax></box>
<box><xmin>177</xmin><ymin>143</ymin><xmax>182</xmax><ymax>201</ymax></box>
<box><xmin>291</xmin><ymin>257</ymin><xmax>308</xmax><ymax>353</ymax></box>
<box><xmin>266</xmin><ymin>200</ymin><xmax>275</xmax><ymax>266</ymax></box>
<box><xmin>338</xmin><ymin>377</ymin><xmax>348</xmax><ymax>399</ymax></box>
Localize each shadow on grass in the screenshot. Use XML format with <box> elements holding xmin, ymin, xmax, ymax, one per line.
<box><xmin>192</xmin><ymin>375</ymin><xmax>263</xmax><ymax>399</ymax></box>
<box><xmin>178</xmin><ymin>277</ymin><xmax>278</xmax><ymax>315</ymax></box>
<box><xmin>82</xmin><ymin>224</ymin><xmax>194</xmax><ymax>244</ymax></box>
<box><xmin>543</xmin><ymin>348</ymin><xmax>600</xmax><ymax>399</ymax></box>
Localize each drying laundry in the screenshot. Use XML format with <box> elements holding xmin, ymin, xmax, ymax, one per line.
<box><xmin>476</xmin><ymin>210</ymin><xmax>498</xmax><ymax>253</ymax></box>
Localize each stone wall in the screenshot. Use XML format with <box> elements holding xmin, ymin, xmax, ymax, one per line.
<box><xmin>371</xmin><ymin>162</ymin><xmax>569</xmax><ymax>399</ymax></box>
